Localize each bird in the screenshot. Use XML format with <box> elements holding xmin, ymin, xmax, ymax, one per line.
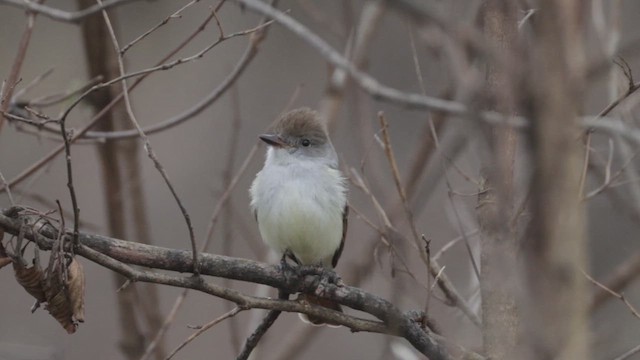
<box><xmin>250</xmin><ymin>108</ymin><xmax>348</xmax><ymax>325</ymax></box>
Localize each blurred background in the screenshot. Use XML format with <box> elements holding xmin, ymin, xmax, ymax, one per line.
<box><xmin>1</xmin><ymin>1</ymin><xmax>640</xmax><ymax>359</ymax></box>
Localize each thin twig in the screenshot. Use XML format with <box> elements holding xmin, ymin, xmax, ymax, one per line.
<box><xmin>138</xmin><ymin>290</ymin><xmax>189</xmax><ymax>360</ymax></box>
<box><xmin>582</xmin><ymin>59</ymin><xmax>640</xmax><ymax>198</ymax></box>
<box><xmin>378</xmin><ymin>112</ymin><xmax>430</xmax><ymax>304</ymax></box>
<box><xmin>0</xmin><ymin>169</ymin><xmax>15</xmax><ymax>206</ymax></box>
<box><xmin>349</xmin><ymin>168</ymin><xmax>481</xmax><ymax>326</ymax></box>
<box><xmin>0</xmin><ymin>0</ymin><xmax>256</xmax><ymax>198</ymax></box>
<box><xmin>0</xmin><ymin>110</ymin><xmax>57</xmax><ymax>127</ymax></box>
<box><xmin>236</xmin><ymin>290</ymin><xmax>288</xmax><ymax>360</ymax></box>
<box><xmin>0</xmin><ymin>0</ymin><xmax>144</xmax><ymax>23</ymax></box>
<box><xmin>26</xmin><ymin>75</ymin><xmax>103</xmax><ymax>107</ymax></box>
<box><xmin>120</xmin><ymin>0</ymin><xmax>202</xmax><ymax>54</ymax></box>
<box><xmin>98</xmin><ymin>0</ymin><xmax>199</xmax><ymax>274</ymax></box>
<box><xmin>166</xmin><ymin>307</ymin><xmax>243</xmax><ymax>360</ymax></box>
<box><xmin>580</xmin><ymin>54</ymin><xmax>640</xmax><ymax>199</ymax></box>
<box><xmin>319</xmin><ymin>0</ymin><xmax>385</xmax><ymax>129</ymax></box>
<box><xmin>432</xmin><ymin>229</ymin><xmax>480</xmax><ymax>261</ymax></box>
<box><xmin>584</xmin><ymin>138</ymin><xmax>640</xmax><ymax>199</ymax></box>
<box><xmin>591</xmin><ymin>250</ymin><xmax>640</xmax><ymax>311</ymax></box>
<box><xmin>0</xmin><ymin>1</ymin><xmax>40</xmax><ymax>131</ymax></box>
<box><xmin>222</xmin><ymin>81</ymin><xmax>243</xmax><ymax>353</ymax></box>
<box><xmin>232</xmin><ymin>0</ymin><xmax>466</xmax><ymax>114</ymax></box>
<box><xmin>582</xmin><ymin>269</ymin><xmax>640</xmax><ymax>321</ymax></box>
<box><xmin>578</xmin><ymin>132</ymin><xmax>592</xmax><ymax>197</ymax></box>
<box><xmin>612</xmin><ymin>343</ymin><xmax>640</xmax><ymax>360</ymax></box>
<box><xmin>5</xmin><ymin>78</ymin><xmax>640</xmax><ymax>197</ymax></box>
<box><xmin>28</xmin><ymin>19</ymin><xmax>272</xmax><ymax>140</ymax></box>
<box><xmin>11</xmin><ymin>68</ymin><xmax>53</xmax><ymax>101</ymax></box>
<box><xmin>378</xmin><ymin>112</ymin><xmax>421</xmax><ymax>247</ymax></box>
<box><xmin>58</xmin><ymin>107</ymin><xmax>80</xmax><ymax>246</ymax></box>
<box><xmin>138</xmin><ymin>4</ymin><xmax>276</xmax><ymax>355</ymax></box>
<box><xmin>426</xmin><ymin>111</ymin><xmax>482</xmax><ymax>291</ymax></box>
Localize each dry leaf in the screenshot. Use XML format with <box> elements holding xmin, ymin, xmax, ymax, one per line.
<box><xmin>44</xmin><ymin>255</ymin><xmax>86</xmax><ymax>334</ymax></box>
<box><xmin>13</xmin><ymin>261</ymin><xmax>47</xmax><ymax>303</ymax></box>
<box><xmin>0</xmin><ymin>230</ymin><xmax>10</xmax><ymax>269</ymax></box>
<box><xmin>46</xmin><ymin>288</ymin><xmax>76</xmax><ymax>334</ymax></box>
<box><xmin>66</xmin><ymin>258</ymin><xmax>85</xmax><ymax>323</ymax></box>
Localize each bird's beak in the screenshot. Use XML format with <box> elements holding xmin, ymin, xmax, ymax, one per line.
<box><xmin>259</xmin><ymin>134</ymin><xmax>288</xmax><ymax>148</ymax></box>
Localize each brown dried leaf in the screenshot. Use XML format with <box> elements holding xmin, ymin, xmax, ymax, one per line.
<box><xmin>66</xmin><ymin>258</ymin><xmax>85</xmax><ymax>323</ymax></box>
<box><xmin>0</xmin><ymin>230</ymin><xmax>9</xmax><ymax>269</ymax></box>
<box><xmin>13</xmin><ymin>261</ymin><xmax>47</xmax><ymax>303</ymax></box>
<box><xmin>46</xmin><ymin>288</ymin><xmax>76</xmax><ymax>334</ymax></box>
<box><xmin>43</xmin><ymin>256</ymin><xmax>85</xmax><ymax>334</ymax></box>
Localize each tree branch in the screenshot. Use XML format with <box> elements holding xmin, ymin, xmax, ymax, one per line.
<box><xmin>0</xmin><ymin>0</ymin><xmax>143</xmax><ymax>23</ymax></box>
<box><xmin>0</xmin><ymin>207</ymin><xmax>484</xmax><ymax>360</ymax></box>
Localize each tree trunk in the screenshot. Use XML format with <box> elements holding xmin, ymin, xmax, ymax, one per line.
<box><xmin>477</xmin><ymin>1</ymin><xmax>520</xmax><ymax>359</ymax></box>
<box><xmin>524</xmin><ymin>1</ymin><xmax>589</xmax><ymax>359</ymax></box>
<box><xmin>76</xmin><ymin>3</ymin><xmax>165</xmax><ymax>359</ymax></box>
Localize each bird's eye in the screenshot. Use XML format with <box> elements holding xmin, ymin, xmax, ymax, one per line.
<box><xmin>301</xmin><ymin>139</ymin><xmax>311</xmax><ymax>147</ymax></box>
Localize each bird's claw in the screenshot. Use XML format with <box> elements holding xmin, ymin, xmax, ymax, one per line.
<box><xmin>298</xmin><ymin>265</ymin><xmax>344</xmax><ymax>288</ymax></box>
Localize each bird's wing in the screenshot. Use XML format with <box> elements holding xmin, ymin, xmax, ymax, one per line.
<box><xmin>331</xmin><ymin>204</ymin><xmax>349</xmax><ymax>268</ymax></box>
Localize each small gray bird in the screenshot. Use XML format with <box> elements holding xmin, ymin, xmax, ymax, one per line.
<box><xmin>250</xmin><ymin>108</ymin><xmax>348</xmax><ymax>325</ymax></box>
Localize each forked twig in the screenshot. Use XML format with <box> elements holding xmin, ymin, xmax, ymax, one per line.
<box><xmin>120</xmin><ymin>0</ymin><xmax>202</xmax><ymax>55</ymax></box>
<box><xmin>0</xmin><ymin>2</ymin><xmax>40</xmax><ymax>131</ymax></box>
<box><xmin>583</xmin><ymin>269</ymin><xmax>640</xmax><ymax>320</ymax></box>
<box><xmin>97</xmin><ymin>0</ymin><xmax>200</xmax><ymax>274</ymax></box>
<box><xmin>138</xmin><ymin>289</ymin><xmax>189</xmax><ymax>360</ymax></box>
<box><xmin>0</xmin><ymin>168</ymin><xmax>15</xmax><ymax>206</ymax></box>
<box><xmin>236</xmin><ymin>289</ymin><xmax>289</xmax><ymax>360</ymax></box>
<box><xmin>166</xmin><ymin>307</ymin><xmax>243</xmax><ymax>360</ymax></box>
<box><xmin>0</xmin><ymin>1</ymin><xmax>266</xmax><ymax>194</ymax></box>
<box><xmin>58</xmin><ymin>110</ymin><xmax>80</xmax><ymax>245</ymax></box>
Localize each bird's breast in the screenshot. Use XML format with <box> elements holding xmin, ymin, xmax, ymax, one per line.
<box><xmin>251</xmin><ymin>163</ymin><xmax>346</xmax><ymax>266</ymax></box>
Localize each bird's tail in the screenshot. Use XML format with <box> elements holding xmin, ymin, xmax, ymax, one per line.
<box><xmin>298</xmin><ymin>293</ymin><xmax>342</xmax><ymax>327</ymax></box>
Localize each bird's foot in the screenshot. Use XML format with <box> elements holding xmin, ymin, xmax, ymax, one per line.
<box><xmin>279</xmin><ymin>250</ymin><xmax>300</xmax><ymax>285</ymax></box>
<box><xmin>298</xmin><ymin>265</ymin><xmax>344</xmax><ymax>288</ymax></box>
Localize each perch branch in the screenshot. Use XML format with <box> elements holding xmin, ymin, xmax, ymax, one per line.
<box><xmin>0</xmin><ymin>207</ymin><xmax>486</xmax><ymax>360</ymax></box>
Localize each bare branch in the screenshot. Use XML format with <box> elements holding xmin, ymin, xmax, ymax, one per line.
<box><xmin>0</xmin><ymin>208</ymin><xmax>473</xmax><ymax>360</ymax></box>
<box><xmin>0</xmin><ymin>5</ymin><xmax>264</xmax><ymax>192</ymax></box>
<box><xmin>582</xmin><ymin>270</ymin><xmax>640</xmax><ymax>321</ymax></box>
<box><xmin>139</xmin><ymin>290</ymin><xmax>189</xmax><ymax>360</ymax></box>
<box><xmin>0</xmin><ymin>168</ymin><xmax>14</xmax><ymax>206</ymax></box>
<box><xmin>236</xmin><ymin>290</ymin><xmax>288</xmax><ymax>360</ymax></box>
<box><xmin>25</xmin><ymin>19</ymin><xmax>272</xmax><ymax>140</ymax></box>
<box><xmin>97</xmin><ymin>0</ymin><xmax>199</xmax><ymax>275</ymax></box>
<box><xmin>612</xmin><ymin>343</ymin><xmax>640</xmax><ymax>360</ymax></box>
<box><xmin>349</xmin><ymin>168</ymin><xmax>482</xmax><ymax>327</ymax></box>
<box><xmin>0</xmin><ymin>0</ymin><xmax>144</xmax><ymax>23</ymax></box>
<box><xmin>233</xmin><ymin>0</ymin><xmax>466</xmax><ymax>113</ymax></box>
<box><xmin>58</xmin><ymin>107</ymin><xmax>80</xmax><ymax>245</ymax></box>
<box><xmin>0</xmin><ymin>2</ymin><xmax>39</xmax><ymax>131</ymax></box>
<box><xmin>590</xmin><ymin>250</ymin><xmax>640</xmax><ymax>310</ymax></box>
<box><xmin>166</xmin><ymin>307</ymin><xmax>243</xmax><ymax>360</ymax></box>
<box><xmin>120</xmin><ymin>0</ymin><xmax>201</xmax><ymax>55</ymax></box>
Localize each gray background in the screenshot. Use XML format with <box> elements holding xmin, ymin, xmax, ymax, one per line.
<box><xmin>1</xmin><ymin>1</ymin><xmax>640</xmax><ymax>359</ymax></box>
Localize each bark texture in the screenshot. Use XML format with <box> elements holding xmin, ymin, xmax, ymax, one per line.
<box><xmin>525</xmin><ymin>1</ymin><xmax>589</xmax><ymax>359</ymax></box>
<box><xmin>477</xmin><ymin>2</ymin><xmax>520</xmax><ymax>359</ymax></box>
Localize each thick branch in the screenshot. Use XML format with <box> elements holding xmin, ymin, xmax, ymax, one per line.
<box><xmin>524</xmin><ymin>1</ymin><xmax>589</xmax><ymax>359</ymax></box>
<box><xmin>0</xmin><ymin>208</ymin><xmax>479</xmax><ymax>360</ymax></box>
<box><xmin>477</xmin><ymin>1</ymin><xmax>520</xmax><ymax>359</ymax></box>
